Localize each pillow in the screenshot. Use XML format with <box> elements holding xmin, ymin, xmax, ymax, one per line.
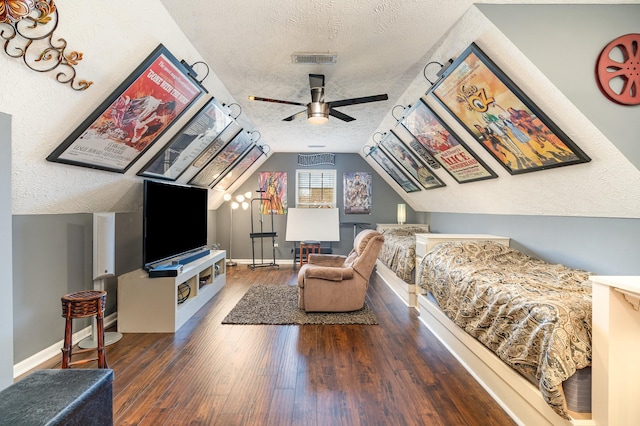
<box><xmin>377</xmin><ymin>226</ymin><xmax>428</xmax><ymax>236</ymax></box>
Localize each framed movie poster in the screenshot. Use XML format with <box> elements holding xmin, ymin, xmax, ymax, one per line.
<box><xmin>343</xmin><ymin>172</ymin><xmax>372</xmax><ymax>214</ymax></box>
<box><xmin>401</xmin><ymin>99</ymin><xmax>497</xmax><ymax>183</ymax></box>
<box><xmin>212</xmin><ymin>144</ymin><xmax>265</xmax><ymax>191</ymax></box>
<box><xmin>138</xmin><ymin>97</ymin><xmax>233</xmax><ymax>180</ymax></box>
<box><xmin>47</xmin><ymin>44</ymin><xmax>204</xmax><ymax>173</ymax></box>
<box><xmin>430</xmin><ymin>43</ymin><xmax>590</xmax><ymax>175</ymax></box>
<box><xmin>365</xmin><ymin>146</ymin><xmax>420</xmax><ymax>193</ymax></box>
<box><xmin>379</xmin><ymin>130</ymin><xmax>445</xmax><ymax>190</ymax></box>
<box><xmin>188</xmin><ymin>129</ymin><xmax>254</xmax><ymax>187</ymax></box>
<box><xmin>259</xmin><ymin>172</ymin><xmax>287</xmax><ymax>215</ymax></box>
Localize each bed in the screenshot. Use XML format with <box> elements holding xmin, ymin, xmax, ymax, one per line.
<box><xmin>374</xmin><ymin>224</ymin><xmax>429</xmax><ymax>307</ymax></box>
<box><xmin>417</xmin><ymin>240</ymin><xmax>593</xmax><ymax>425</ymax></box>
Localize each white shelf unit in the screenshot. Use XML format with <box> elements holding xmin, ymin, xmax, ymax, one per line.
<box><xmin>117</xmin><ymin>250</ymin><xmax>226</xmax><ymax>333</ymax></box>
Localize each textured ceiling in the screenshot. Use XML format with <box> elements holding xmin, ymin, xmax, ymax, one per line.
<box><xmin>158</xmin><ymin>0</ymin><xmax>611</xmax><ymax>154</ymax></box>
<box><xmin>158</xmin><ymin>0</ymin><xmax>479</xmax><ymax>153</ymax></box>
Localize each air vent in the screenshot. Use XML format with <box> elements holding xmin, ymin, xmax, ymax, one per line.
<box><xmin>292</xmin><ymin>53</ymin><xmax>337</xmax><ymax>65</ymax></box>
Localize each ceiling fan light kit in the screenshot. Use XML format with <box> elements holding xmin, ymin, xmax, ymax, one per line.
<box><xmin>307</xmin><ymin>101</ymin><xmax>329</xmax><ymax>124</ymax></box>
<box><xmin>249</xmin><ymin>73</ymin><xmax>388</xmax><ymax>124</ymax></box>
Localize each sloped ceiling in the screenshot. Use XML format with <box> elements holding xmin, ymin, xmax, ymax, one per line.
<box><xmin>156</xmin><ymin>0</ymin><xmax>515</xmax><ymax>153</ymax></box>
<box><xmin>158</xmin><ymin>0</ymin><xmax>636</xmax><ymax>155</ymax></box>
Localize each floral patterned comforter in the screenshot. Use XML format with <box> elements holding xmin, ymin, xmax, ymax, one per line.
<box><xmin>417</xmin><ymin>241</ymin><xmax>592</xmax><ymax>419</ymax></box>
<box><xmin>377</xmin><ymin>226</ymin><xmax>428</xmax><ymax>283</ymax></box>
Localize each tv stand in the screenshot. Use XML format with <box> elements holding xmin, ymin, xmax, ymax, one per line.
<box><xmin>117</xmin><ymin>250</ymin><xmax>226</xmax><ymax>333</ymax></box>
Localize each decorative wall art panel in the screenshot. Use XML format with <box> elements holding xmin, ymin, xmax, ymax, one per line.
<box><xmin>188</xmin><ymin>129</ymin><xmax>254</xmax><ymax>187</ymax></box>
<box><xmin>379</xmin><ymin>130</ymin><xmax>446</xmax><ymax>190</ymax></box>
<box><xmin>343</xmin><ymin>172</ymin><xmax>372</xmax><ymax>215</ymax></box>
<box><xmin>430</xmin><ymin>43</ymin><xmax>590</xmax><ymax>175</ymax></box>
<box><xmin>48</xmin><ymin>44</ymin><xmax>204</xmax><ymax>172</ymax></box>
<box><xmin>401</xmin><ymin>99</ymin><xmax>497</xmax><ymax>183</ymax></box>
<box><xmin>212</xmin><ymin>144</ymin><xmax>265</xmax><ymax>191</ymax></box>
<box><xmin>138</xmin><ymin>97</ymin><xmax>233</xmax><ymax>180</ymax></box>
<box><xmin>366</xmin><ymin>146</ymin><xmax>421</xmax><ymax>193</ymax></box>
<box><xmin>259</xmin><ymin>172</ymin><xmax>287</xmax><ymax>215</ymax></box>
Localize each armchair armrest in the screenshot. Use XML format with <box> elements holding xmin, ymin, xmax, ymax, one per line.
<box><xmin>308</xmin><ymin>254</ymin><xmax>346</xmax><ymax>267</ymax></box>
<box><xmin>305</xmin><ymin>266</ymin><xmax>354</xmax><ymax>281</ymax></box>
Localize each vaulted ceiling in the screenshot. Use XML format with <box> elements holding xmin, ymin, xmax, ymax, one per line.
<box><xmin>158</xmin><ymin>0</ymin><xmax>503</xmax><ymax>153</ymax></box>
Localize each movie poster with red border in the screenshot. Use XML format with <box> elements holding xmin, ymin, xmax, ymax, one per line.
<box><xmin>48</xmin><ymin>44</ymin><xmax>203</xmax><ymax>173</ymax></box>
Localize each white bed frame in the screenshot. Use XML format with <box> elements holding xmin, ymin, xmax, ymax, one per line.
<box><xmin>418</xmin><ymin>293</ymin><xmax>594</xmax><ymax>426</ymax></box>
<box><xmin>374</xmin><ymin>224</ymin><xmax>428</xmax><ymax>308</ymax></box>
<box><xmin>375</xmin><ymin>260</ymin><xmax>418</xmax><ymax>308</ymax></box>
<box><xmin>411</xmin><ymin>233</ymin><xmax>595</xmax><ymax>426</ymax></box>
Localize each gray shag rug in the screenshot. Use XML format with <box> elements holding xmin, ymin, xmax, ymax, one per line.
<box><xmin>222</xmin><ymin>284</ymin><xmax>378</xmax><ymax>325</ymax></box>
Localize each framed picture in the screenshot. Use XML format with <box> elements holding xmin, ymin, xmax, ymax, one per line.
<box><xmin>188</xmin><ymin>129</ymin><xmax>254</xmax><ymax>187</ymax></box>
<box><xmin>138</xmin><ymin>97</ymin><xmax>233</xmax><ymax>181</ymax></box>
<box><xmin>430</xmin><ymin>43</ymin><xmax>590</xmax><ymax>175</ymax></box>
<box><xmin>47</xmin><ymin>44</ymin><xmax>204</xmax><ymax>173</ymax></box>
<box><xmin>379</xmin><ymin>130</ymin><xmax>446</xmax><ymax>190</ymax></box>
<box><xmin>401</xmin><ymin>99</ymin><xmax>497</xmax><ymax>183</ymax></box>
<box><xmin>366</xmin><ymin>146</ymin><xmax>421</xmax><ymax>193</ymax></box>
<box><xmin>259</xmin><ymin>171</ymin><xmax>287</xmax><ymax>215</ymax></box>
<box><xmin>212</xmin><ymin>144</ymin><xmax>265</xmax><ymax>191</ymax></box>
<box><xmin>343</xmin><ymin>172</ymin><xmax>372</xmax><ymax>214</ymax></box>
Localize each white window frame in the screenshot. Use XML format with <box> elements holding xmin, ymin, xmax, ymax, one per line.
<box><xmin>295</xmin><ymin>169</ymin><xmax>337</xmax><ymax>208</ymax></box>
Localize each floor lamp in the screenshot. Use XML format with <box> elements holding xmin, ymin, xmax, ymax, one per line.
<box><xmin>224</xmin><ymin>191</ymin><xmax>251</xmax><ymax>266</ymax></box>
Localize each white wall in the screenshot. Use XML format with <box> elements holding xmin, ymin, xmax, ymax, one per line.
<box><xmin>368</xmin><ymin>5</ymin><xmax>640</xmax><ymax>220</ymax></box>
<box><xmin>2</xmin><ymin>2</ymin><xmax>638</xmax><ymax>220</ymax></box>
<box><xmin>0</xmin><ymin>112</ymin><xmax>14</xmax><ymax>388</ymax></box>
<box><xmin>2</xmin><ymin>0</ymin><xmax>251</xmax><ymax>215</ymax></box>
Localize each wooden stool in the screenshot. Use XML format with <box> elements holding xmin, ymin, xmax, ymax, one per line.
<box><xmin>61</xmin><ymin>290</ymin><xmax>109</xmax><ymax>369</ymax></box>
<box><xmin>300</xmin><ymin>241</ymin><xmax>321</xmax><ymax>267</ymax></box>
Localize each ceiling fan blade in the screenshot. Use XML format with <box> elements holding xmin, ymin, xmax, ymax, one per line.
<box><xmin>328</xmin><ymin>108</ymin><xmax>356</xmax><ymax>122</ymax></box>
<box><xmin>309</xmin><ymin>74</ymin><xmax>325</xmax><ymax>89</ymax></box>
<box><xmin>329</xmin><ymin>94</ymin><xmax>389</xmax><ymax>108</ymax></box>
<box><xmin>248</xmin><ymin>96</ymin><xmax>306</xmax><ymax>107</ymax></box>
<box><xmin>282</xmin><ymin>110</ymin><xmax>307</xmax><ymax>122</ymax></box>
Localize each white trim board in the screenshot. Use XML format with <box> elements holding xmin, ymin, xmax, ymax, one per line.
<box><xmin>13</xmin><ymin>312</ymin><xmax>118</xmax><ymax>378</ymax></box>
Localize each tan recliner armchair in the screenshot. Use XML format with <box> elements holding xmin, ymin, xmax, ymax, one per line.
<box><xmin>297</xmin><ymin>229</ymin><xmax>385</xmax><ymax>312</ymax></box>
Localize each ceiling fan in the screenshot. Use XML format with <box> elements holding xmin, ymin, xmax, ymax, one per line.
<box><xmin>248</xmin><ymin>74</ymin><xmax>388</xmax><ymax>124</ymax></box>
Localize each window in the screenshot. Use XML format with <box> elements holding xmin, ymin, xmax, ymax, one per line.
<box><xmin>295</xmin><ymin>169</ymin><xmax>336</xmax><ymax>208</ymax></box>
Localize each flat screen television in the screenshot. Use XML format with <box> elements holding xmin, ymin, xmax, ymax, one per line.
<box><xmin>143</xmin><ymin>180</ymin><xmax>208</xmax><ymax>270</ymax></box>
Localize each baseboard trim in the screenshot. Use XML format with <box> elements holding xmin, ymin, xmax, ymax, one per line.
<box><xmin>13</xmin><ymin>312</ymin><xmax>118</xmax><ymax>379</ymax></box>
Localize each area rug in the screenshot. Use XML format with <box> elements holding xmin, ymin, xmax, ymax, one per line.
<box><xmin>222</xmin><ymin>284</ymin><xmax>378</xmax><ymax>325</ymax></box>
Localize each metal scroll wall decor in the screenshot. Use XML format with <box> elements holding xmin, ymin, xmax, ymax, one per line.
<box><xmin>0</xmin><ymin>0</ymin><xmax>92</xmax><ymax>90</ymax></box>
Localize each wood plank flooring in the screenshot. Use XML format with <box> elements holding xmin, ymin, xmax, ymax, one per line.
<box><xmin>25</xmin><ymin>265</ymin><xmax>516</xmax><ymax>425</ymax></box>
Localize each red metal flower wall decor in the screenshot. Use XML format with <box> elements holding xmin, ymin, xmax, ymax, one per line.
<box><xmin>0</xmin><ymin>0</ymin><xmax>36</xmax><ymax>23</ymax></box>
<box><xmin>0</xmin><ymin>0</ymin><xmax>92</xmax><ymax>90</ymax></box>
<box><xmin>595</xmin><ymin>33</ymin><xmax>640</xmax><ymax>106</ymax></box>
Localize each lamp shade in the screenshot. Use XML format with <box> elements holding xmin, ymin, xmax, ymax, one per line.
<box><xmin>285</xmin><ymin>208</ymin><xmax>340</xmax><ymax>242</ymax></box>
<box><xmin>397</xmin><ymin>203</ymin><xmax>406</xmax><ymax>225</ymax></box>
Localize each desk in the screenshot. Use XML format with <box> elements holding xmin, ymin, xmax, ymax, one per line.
<box><xmin>341</xmin><ymin>222</ymin><xmax>371</xmax><ymax>239</ymax></box>
<box><xmin>299</xmin><ymin>241</ymin><xmax>320</xmax><ymax>267</ymax></box>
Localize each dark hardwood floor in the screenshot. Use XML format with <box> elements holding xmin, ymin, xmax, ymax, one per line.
<box><xmin>26</xmin><ymin>265</ymin><xmax>515</xmax><ymax>425</ymax></box>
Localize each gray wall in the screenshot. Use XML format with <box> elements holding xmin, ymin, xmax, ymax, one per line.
<box><xmin>12</xmin><ymin>214</ymin><xmax>93</xmax><ymax>363</ymax></box>
<box><xmin>478</xmin><ymin>3</ymin><xmax>640</xmax><ymax>170</ymax></box>
<box><xmin>12</xmin><ymin>212</ymin><xmax>141</xmax><ymax>364</ymax></box>
<box><xmin>215</xmin><ymin>152</ymin><xmax>422</xmax><ymax>262</ymax></box>
<box><xmin>430</xmin><ymin>213</ymin><xmax>640</xmax><ymax>275</ymax></box>
<box><xmin>1</xmin><ymin>113</ymin><xmax>13</xmax><ymax>388</ymax></box>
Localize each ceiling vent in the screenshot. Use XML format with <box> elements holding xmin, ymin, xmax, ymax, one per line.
<box><xmin>292</xmin><ymin>53</ymin><xmax>337</xmax><ymax>65</ymax></box>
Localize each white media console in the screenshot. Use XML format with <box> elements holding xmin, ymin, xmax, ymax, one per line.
<box><xmin>117</xmin><ymin>250</ymin><xmax>226</xmax><ymax>333</ymax></box>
